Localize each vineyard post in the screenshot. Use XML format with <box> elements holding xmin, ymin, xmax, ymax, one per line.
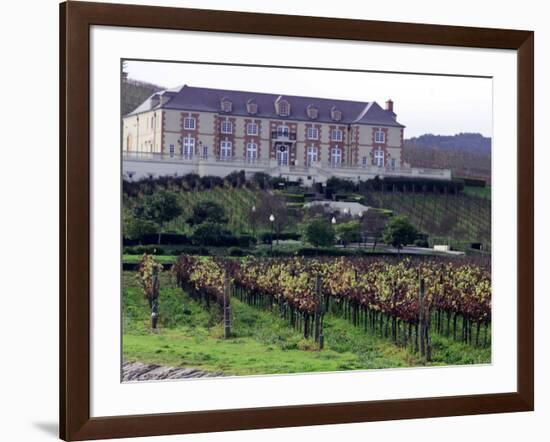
<box><xmin>223</xmin><ymin>274</ymin><xmax>232</xmax><ymax>339</ymax></box>
<box><xmin>150</xmin><ymin>269</ymin><xmax>160</xmax><ymax>331</ymax></box>
<box><xmin>314</xmin><ymin>275</ymin><xmax>324</xmax><ymax>349</ymax></box>
<box><xmin>418</xmin><ymin>277</ymin><xmax>426</xmax><ymax>359</ymax></box>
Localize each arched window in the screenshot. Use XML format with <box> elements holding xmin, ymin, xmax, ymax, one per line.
<box><xmin>331</xmin><ymin>107</ymin><xmax>342</xmax><ymax>121</ymax></box>
<box><xmin>307</xmin><ymin>105</ymin><xmax>318</xmax><ymax>120</ymax></box>
<box><xmin>276</xmin><ymin>99</ymin><xmax>290</xmax><ymax>117</ymax></box>
<box><xmin>247</xmin><ymin>100</ymin><xmax>258</xmax><ymax>115</ymax></box>
<box><xmin>221</xmin><ymin>98</ymin><xmax>232</xmax><ymax>113</ymax></box>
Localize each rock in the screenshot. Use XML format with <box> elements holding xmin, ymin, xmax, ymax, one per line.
<box><xmin>122</xmin><ymin>361</ymin><xmax>224</xmax><ymax>382</ymax></box>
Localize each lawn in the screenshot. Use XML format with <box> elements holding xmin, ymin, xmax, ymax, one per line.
<box><xmin>123</xmin><ymin>271</ymin><xmax>490</xmax><ymax>376</ymax></box>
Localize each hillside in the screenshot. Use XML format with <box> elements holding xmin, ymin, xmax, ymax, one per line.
<box><xmin>122</xmin><ymin>78</ymin><xmax>164</xmax><ymax>116</ymax></box>
<box><xmin>403</xmin><ymin>133</ymin><xmax>491</xmax><ymax>182</ymax></box>
<box><xmin>362</xmin><ymin>188</ymin><xmax>491</xmax><ymax>250</ymax></box>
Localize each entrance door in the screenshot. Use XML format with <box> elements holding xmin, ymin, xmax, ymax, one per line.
<box><xmin>276</xmin><ymin>144</ymin><xmax>289</xmax><ymax>166</ymax></box>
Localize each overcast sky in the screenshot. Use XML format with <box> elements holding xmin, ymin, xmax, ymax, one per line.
<box><xmin>125</xmin><ymin>60</ymin><xmax>492</xmax><ymax>138</ymax></box>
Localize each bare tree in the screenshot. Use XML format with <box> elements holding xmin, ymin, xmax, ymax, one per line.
<box><xmin>361</xmin><ymin>210</ymin><xmax>387</xmax><ymax>250</ymax></box>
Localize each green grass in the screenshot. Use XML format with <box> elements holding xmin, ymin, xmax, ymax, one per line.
<box><xmin>123</xmin><ymin>254</ymin><xmax>176</xmax><ymax>264</ymax></box>
<box><xmin>123</xmin><ymin>271</ymin><xmax>490</xmax><ymax>376</ymax></box>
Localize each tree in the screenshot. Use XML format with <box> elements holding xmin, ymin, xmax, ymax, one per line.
<box><xmin>255</xmin><ymin>192</ymin><xmax>293</xmax><ymax>244</ymax></box>
<box><xmin>133</xmin><ymin>190</ymin><xmax>182</xmax><ymax>244</ymax></box>
<box><xmin>190</xmin><ymin>222</ymin><xmax>230</xmax><ymax>246</ymax></box>
<box><xmin>187</xmin><ymin>201</ymin><xmax>228</xmax><ymax>226</ymax></box>
<box><xmin>383</xmin><ymin>215</ymin><xmax>418</xmax><ymax>253</ymax></box>
<box><xmin>335</xmin><ymin>220</ymin><xmax>361</xmax><ymax>247</ymax></box>
<box><xmin>362</xmin><ymin>210</ymin><xmax>387</xmax><ymax>250</ymax></box>
<box><xmin>304</xmin><ymin>218</ymin><xmax>335</xmax><ymax>248</ymax></box>
<box><xmin>123</xmin><ymin>216</ymin><xmax>158</xmax><ymax>243</ymax></box>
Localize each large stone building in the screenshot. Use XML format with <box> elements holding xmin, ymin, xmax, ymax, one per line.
<box><xmin>122</xmin><ymin>85</ymin><xmax>451</xmax><ymax>183</ymax></box>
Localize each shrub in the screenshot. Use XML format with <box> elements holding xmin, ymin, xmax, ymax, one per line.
<box><xmin>171</xmin><ymin>246</ymin><xmax>209</xmax><ymax>256</ymax></box>
<box><xmin>259</xmin><ymin>231</ymin><xmax>301</xmax><ymax>244</ymax></box>
<box><xmin>228</xmin><ymin>247</ymin><xmax>246</xmax><ymax>257</ymax></box>
<box><xmin>123</xmin><ymin>246</ymin><xmax>165</xmax><ymax>255</ymax></box>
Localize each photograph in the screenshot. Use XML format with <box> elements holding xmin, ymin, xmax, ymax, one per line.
<box><xmin>121</xmin><ymin>59</ymin><xmax>492</xmax><ymax>382</ymax></box>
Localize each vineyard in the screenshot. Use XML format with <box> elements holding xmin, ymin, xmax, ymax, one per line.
<box><xmin>362</xmin><ymin>189</ymin><xmax>491</xmax><ymax>249</ymax></box>
<box><xmin>172</xmin><ymin>255</ymin><xmax>491</xmax><ymax>365</ymax></box>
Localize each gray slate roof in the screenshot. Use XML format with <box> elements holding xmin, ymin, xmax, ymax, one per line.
<box><xmin>126</xmin><ymin>85</ymin><xmax>405</xmax><ymax>127</ymax></box>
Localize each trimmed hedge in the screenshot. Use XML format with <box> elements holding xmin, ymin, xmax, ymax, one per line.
<box><xmin>259</xmin><ymin>231</ymin><xmax>301</xmax><ymax>243</ymax></box>
<box><xmin>171</xmin><ymin>246</ymin><xmax>210</xmax><ymax>256</ymax></box>
<box><xmin>123</xmin><ymin>233</ymin><xmax>191</xmax><ymax>246</ymax></box>
<box><xmin>459</xmin><ymin>177</ymin><xmax>486</xmax><ymax>187</ymax></box>
<box><xmin>123</xmin><ymin>246</ymin><xmax>165</xmax><ymax>255</ymax></box>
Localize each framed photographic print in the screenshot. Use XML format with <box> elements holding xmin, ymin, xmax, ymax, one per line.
<box><xmin>60</xmin><ymin>1</ymin><xmax>534</xmax><ymax>440</ymax></box>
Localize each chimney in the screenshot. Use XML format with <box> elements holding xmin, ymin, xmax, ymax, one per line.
<box><xmin>385</xmin><ymin>99</ymin><xmax>394</xmax><ymax>113</ymax></box>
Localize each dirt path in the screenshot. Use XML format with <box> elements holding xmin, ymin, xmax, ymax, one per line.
<box><xmin>122</xmin><ymin>361</ymin><xmax>224</xmax><ymax>382</ymax></box>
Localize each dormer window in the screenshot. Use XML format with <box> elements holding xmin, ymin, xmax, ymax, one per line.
<box><xmin>275</xmin><ymin>98</ymin><xmax>290</xmax><ymax>117</ymax></box>
<box><xmin>246</xmin><ymin>100</ymin><xmax>258</xmax><ymax>115</ymax></box>
<box><xmin>307</xmin><ymin>105</ymin><xmax>318</xmax><ymax>120</ymax></box>
<box><xmin>221</xmin><ymin>98</ymin><xmax>232</xmax><ymax>113</ymax></box>
<box><xmin>331</xmin><ymin>107</ymin><xmax>342</xmax><ymax>121</ymax></box>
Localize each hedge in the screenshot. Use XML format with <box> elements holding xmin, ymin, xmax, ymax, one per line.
<box><xmin>259</xmin><ymin>231</ymin><xmax>301</xmax><ymax>243</ymax></box>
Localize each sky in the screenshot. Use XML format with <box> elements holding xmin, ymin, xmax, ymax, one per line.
<box><xmin>125</xmin><ymin>60</ymin><xmax>492</xmax><ymax>138</ymax></box>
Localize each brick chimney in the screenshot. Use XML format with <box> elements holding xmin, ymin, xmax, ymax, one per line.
<box><xmin>385</xmin><ymin>99</ymin><xmax>394</xmax><ymax>113</ymax></box>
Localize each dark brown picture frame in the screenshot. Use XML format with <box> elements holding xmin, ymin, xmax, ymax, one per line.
<box><xmin>60</xmin><ymin>1</ymin><xmax>534</xmax><ymax>440</ymax></box>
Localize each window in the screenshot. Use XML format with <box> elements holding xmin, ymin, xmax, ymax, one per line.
<box><xmin>247</xmin><ymin>101</ymin><xmax>258</xmax><ymax>115</ymax></box>
<box><xmin>221</xmin><ymin>99</ymin><xmax>232</xmax><ymax>113</ymax></box>
<box><xmin>307</xmin><ymin>105</ymin><xmax>318</xmax><ymax>120</ymax></box>
<box><xmin>375</xmin><ymin>148</ymin><xmax>384</xmax><ymax>167</ymax></box>
<box><xmin>202</xmin><ymin>145</ymin><xmax>208</xmax><ymax>159</ymax></box>
<box><xmin>169</xmin><ymin>144</ymin><xmax>175</xmax><ymax>158</ymax></box>
<box><xmin>221</xmin><ymin>120</ymin><xmax>233</xmax><ymax>134</ymax></box>
<box><xmin>390</xmin><ymin>158</ymin><xmax>396</xmax><ymax>170</ymax></box>
<box><xmin>246</xmin><ymin>142</ymin><xmax>258</xmax><ymax>162</ymax></box>
<box><xmin>332</xmin><ymin>128</ymin><xmax>343</xmax><ymax>142</ymax></box>
<box><xmin>375</xmin><ymin>130</ymin><xmax>386</xmax><ymax>143</ymax></box>
<box><xmin>307</xmin><ymin>127</ymin><xmax>319</xmax><ymax>140</ymax></box>
<box><xmin>331</xmin><ymin>147</ymin><xmax>342</xmax><ymax>167</ymax></box>
<box><xmin>331</xmin><ymin>108</ymin><xmax>342</xmax><ymax>121</ymax></box>
<box><xmin>183</xmin><ymin>136</ymin><xmax>195</xmax><ymax>159</ymax></box>
<box><xmin>220</xmin><ymin>140</ymin><xmax>232</xmax><ymax>160</ymax></box>
<box><xmin>278</xmin><ymin>100</ymin><xmax>290</xmax><ymax>116</ymax></box>
<box><xmin>183</xmin><ymin>117</ymin><xmax>196</xmax><ymax>130</ymax></box>
<box><xmin>277</xmin><ymin>125</ymin><xmax>290</xmax><ymax>137</ymax></box>
<box><xmin>362</xmin><ymin>156</ymin><xmax>368</xmax><ymax>167</ymax></box>
<box><xmin>247</xmin><ymin>122</ymin><xmax>258</xmax><ymax>136</ymax></box>
<box><xmin>307</xmin><ymin>145</ymin><xmax>318</xmax><ymax>166</ymax></box>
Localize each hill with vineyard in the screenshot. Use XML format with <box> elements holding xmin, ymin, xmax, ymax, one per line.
<box><xmin>403</xmin><ymin>133</ymin><xmax>491</xmax><ymax>182</ymax></box>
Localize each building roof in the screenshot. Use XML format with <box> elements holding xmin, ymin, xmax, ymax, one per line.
<box><xmin>126</xmin><ymin>84</ymin><xmax>405</xmax><ymax>127</ymax></box>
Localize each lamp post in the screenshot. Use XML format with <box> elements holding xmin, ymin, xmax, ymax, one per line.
<box><xmin>269</xmin><ymin>214</ymin><xmax>275</xmax><ymax>254</ymax></box>
<box><xmin>251</xmin><ymin>205</ymin><xmax>256</xmax><ymax>239</ymax></box>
